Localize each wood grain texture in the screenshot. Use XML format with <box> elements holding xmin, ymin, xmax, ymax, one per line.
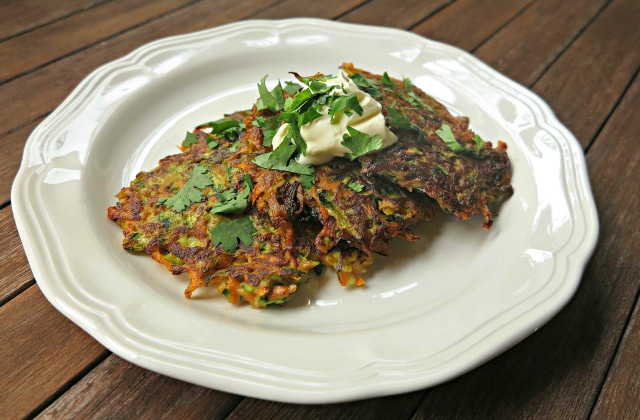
<box><xmin>0</xmin><ymin>119</ymin><xmax>41</xmax><ymax>204</ymax></box>
<box><xmin>251</xmin><ymin>0</ymin><xmax>367</xmax><ymax>19</ymax></box>
<box><xmin>585</xmin><ymin>72</ymin><xmax>640</xmax><ymax>420</ymax></box>
<box><xmin>0</xmin><ymin>0</ymin><xmax>109</xmax><ymax>41</ymax></box>
<box><xmin>0</xmin><ymin>206</ymin><xmax>32</xmax><ymax>305</ymax></box>
<box><xmin>412</xmin><ymin>0</ymin><xmax>536</xmax><ymax>51</ymax></box>
<box><xmin>225</xmin><ymin>391</ymin><xmax>427</xmax><ymax>420</ymax></box>
<box><xmin>0</xmin><ymin>0</ymin><xmax>280</xmax><ymax>137</ymax></box>
<box><xmin>37</xmin><ymin>355</ymin><xmax>243</xmax><ymax>419</ymax></box>
<box><xmin>0</xmin><ymin>0</ymin><xmax>196</xmax><ymax>83</ymax></box>
<box><xmin>532</xmin><ymin>0</ymin><xmax>640</xmax><ymax>148</ymax></box>
<box><xmin>474</xmin><ymin>0</ymin><xmax>609</xmax><ymax>85</ymax></box>
<box><xmin>340</xmin><ymin>0</ymin><xmax>450</xmax><ymax>28</ymax></box>
<box><xmin>0</xmin><ymin>286</ymin><xmax>107</xmax><ymax>419</ymax></box>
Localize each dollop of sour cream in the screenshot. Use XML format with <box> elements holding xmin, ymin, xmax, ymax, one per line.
<box><xmin>271</xmin><ymin>72</ymin><xmax>398</xmax><ymax>165</ymax></box>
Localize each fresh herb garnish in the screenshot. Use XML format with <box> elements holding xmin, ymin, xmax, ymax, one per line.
<box><xmin>435</xmin><ymin>123</ymin><xmax>464</xmax><ymax>152</ymax></box>
<box><xmin>348</xmin><ymin>73</ymin><xmax>382</xmax><ymax>99</ymax></box>
<box><xmin>211</xmin><ymin>175</ymin><xmax>252</xmax><ymax>214</ymax></box>
<box><xmin>347</xmin><ymin>181</ymin><xmax>365</xmax><ymax>192</ymax></box>
<box><xmin>388</xmin><ymin>101</ymin><xmax>422</xmax><ymax>132</ymax></box>
<box><xmin>473</xmin><ymin>133</ymin><xmax>485</xmax><ymax>153</ymax></box>
<box><xmin>381</xmin><ymin>72</ymin><xmax>395</xmax><ymax>89</ymax></box>
<box><xmin>206</xmin><ymin>118</ymin><xmax>244</xmax><ymax>140</ymax></box>
<box><xmin>252</xmin><ymin>115</ymin><xmax>280</xmax><ymax>147</ymax></box>
<box><xmin>256</xmin><ymin>75</ymin><xmax>285</xmax><ymax>112</ymax></box>
<box><xmin>328</xmin><ymin>94</ymin><xmax>363</xmax><ymax>122</ymax></box>
<box><xmin>183</xmin><ymin>131</ymin><xmax>198</xmax><ymax>147</ymax></box>
<box><xmin>341</xmin><ymin>126</ymin><xmax>383</xmax><ymax>161</ymax></box>
<box><xmin>211</xmin><ymin>217</ymin><xmax>255</xmax><ymax>252</ymax></box>
<box><xmin>157</xmin><ymin>164</ymin><xmax>213</xmax><ymax>212</ymax></box>
<box><xmin>300</xmin><ymin>173</ymin><xmax>315</xmax><ymax>189</ymax></box>
<box><xmin>253</xmin><ymin>140</ymin><xmax>314</xmax><ymax>175</ymax></box>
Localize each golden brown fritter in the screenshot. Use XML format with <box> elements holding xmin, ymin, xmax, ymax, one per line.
<box><xmin>108</xmin><ymin>64</ymin><xmax>512</xmax><ymax>307</ymax></box>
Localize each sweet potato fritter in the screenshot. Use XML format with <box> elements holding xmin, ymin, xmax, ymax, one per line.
<box><xmin>108</xmin><ymin>64</ymin><xmax>512</xmax><ymax>307</ymax></box>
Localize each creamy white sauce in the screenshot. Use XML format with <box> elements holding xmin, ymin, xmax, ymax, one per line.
<box><xmin>271</xmin><ymin>72</ymin><xmax>397</xmax><ymax>165</ymax></box>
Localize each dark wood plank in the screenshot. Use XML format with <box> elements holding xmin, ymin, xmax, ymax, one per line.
<box><xmin>251</xmin><ymin>0</ymin><xmax>367</xmax><ymax>19</ymax></box>
<box><xmin>225</xmin><ymin>391</ymin><xmax>426</xmax><ymax>420</ymax></box>
<box><xmin>593</xmin><ymin>301</ymin><xmax>640</xmax><ymax>420</ymax></box>
<box><xmin>586</xmin><ymin>72</ymin><xmax>640</xmax><ymax>420</ymax></box>
<box><xmin>0</xmin><ymin>0</ymin><xmax>109</xmax><ymax>41</ymax></box>
<box><xmin>0</xmin><ymin>0</ymin><xmax>278</xmax><ymax>137</ymax></box>
<box><xmin>412</xmin><ymin>0</ymin><xmax>536</xmax><ymax>51</ymax></box>
<box><xmin>340</xmin><ymin>0</ymin><xmax>450</xmax><ymax>28</ymax></box>
<box><xmin>0</xmin><ymin>285</ymin><xmax>108</xmax><ymax>419</ymax></box>
<box><xmin>532</xmin><ymin>0</ymin><xmax>640</xmax><ymax>148</ymax></box>
<box><xmin>0</xmin><ymin>0</ymin><xmax>196</xmax><ymax>83</ymax></box>
<box><xmin>474</xmin><ymin>0</ymin><xmax>609</xmax><ymax>86</ymax></box>
<box><xmin>36</xmin><ymin>355</ymin><xmax>243</xmax><ymax>419</ymax></box>
<box><xmin>0</xmin><ymin>206</ymin><xmax>33</xmax><ymax>305</ymax></box>
<box><xmin>0</xmin><ymin>119</ymin><xmax>41</xmax><ymax>204</ymax></box>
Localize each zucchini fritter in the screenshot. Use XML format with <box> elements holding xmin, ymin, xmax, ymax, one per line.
<box><xmin>108</xmin><ymin>64</ymin><xmax>512</xmax><ymax>307</ymax></box>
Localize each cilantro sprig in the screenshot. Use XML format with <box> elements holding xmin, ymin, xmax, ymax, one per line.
<box><xmin>211</xmin><ymin>175</ymin><xmax>252</xmax><ymax>214</ymax></box>
<box><xmin>211</xmin><ymin>217</ymin><xmax>255</xmax><ymax>252</ymax></box>
<box><xmin>436</xmin><ymin>123</ymin><xmax>486</xmax><ymax>154</ymax></box>
<box><xmin>341</xmin><ymin>126</ymin><xmax>383</xmax><ymax>161</ymax></box>
<box><xmin>158</xmin><ymin>164</ymin><xmax>213</xmax><ymax>212</ymax></box>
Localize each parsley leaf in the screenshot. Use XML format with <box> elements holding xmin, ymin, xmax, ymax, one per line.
<box><xmin>473</xmin><ymin>133</ymin><xmax>485</xmax><ymax>153</ymax></box>
<box><xmin>341</xmin><ymin>126</ymin><xmax>383</xmax><ymax>160</ymax></box>
<box><xmin>388</xmin><ymin>101</ymin><xmax>422</xmax><ymax>133</ymax></box>
<box><xmin>158</xmin><ymin>164</ymin><xmax>213</xmax><ymax>212</ymax></box>
<box><xmin>300</xmin><ymin>173</ymin><xmax>315</xmax><ymax>189</ymax></box>
<box><xmin>381</xmin><ymin>72</ymin><xmax>395</xmax><ymax>89</ymax></box>
<box><xmin>252</xmin><ymin>115</ymin><xmax>280</xmax><ymax>147</ymax></box>
<box><xmin>283</xmin><ymin>81</ymin><xmax>302</xmax><ymax>95</ymax></box>
<box><xmin>328</xmin><ymin>94</ymin><xmax>363</xmax><ymax>122</ymax></box>
<box><xmin>348</xmin><ymin>73</ymin><xmax>382</xmax><ymax>99</ymax></box>
<box><xmin>183</xmin><ymin>131</ymin><xmax>198</xmax><ymax>147</ymax></box>
<box><xmin>253</xmin><ymin>140</ymin><xmax>314</xmax><ymax>175</ymax></box>
<box><xmin>347</xmin><ymin>181</ymin><xmax>365</xmax><ymax>192</ymax></box>
<box><xmin>206</xmin><ymin>119</ymin><xmax>243</xmax><ymax>140</ymax></box>
<box><xmin>256</xmin><ymin>75</ymin><xmax>285</xmax><ymax>112</ymax></box>
<box><xmin>435</xmin><ymin>123</ymin><xmax>465</xmax><ymax>152</ymax></box>
<box><xmin>211</xmin><ymin>175</ymin><xmax>252</xmax><ymax>214</ymax></box>
<box><xmin>211</xmin><ymin>217</ymin><xmax>255</xmax><ymax>252</ymax></box>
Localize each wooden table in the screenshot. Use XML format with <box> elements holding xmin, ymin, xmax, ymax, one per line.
<box><xmin>1</xmin><ymin>0</ymin><xmax>639</xmax><ymax>418</ymax></box>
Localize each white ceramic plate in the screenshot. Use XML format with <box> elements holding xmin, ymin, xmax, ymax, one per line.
<box><xmin>12</xmin><ymin>18</ymin><xmax>598</xmax><ymax>403</ymax></box>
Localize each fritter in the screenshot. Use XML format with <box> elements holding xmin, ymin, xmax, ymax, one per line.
<box><xmin>342</xmin><ymin>63</ymin><xmax>513</xmax><ymax>228</ymax></box>
<box><xmin>108</xmin><ymin>64</ymin><xmax>512</xmax><ymax>307</ymax></box>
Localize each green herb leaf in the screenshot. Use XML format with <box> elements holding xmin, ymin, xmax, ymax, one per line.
<box><xmin>403</xmin><ymin>77</ymin><xmax>413</xmax><ymax>91</ymax></box>
<box><xmin>283</xmin><ymin>81</ymin><xmax>303</xmax><ymax>95</ymax></box>
<box><xmin>298</xmin><ymin>105</ymin><xmax>323</xmax><ymax>127</ymax></box>
<box><xmin>328</xmin><ymin>94</ymin><xmax>363</xmax><ymax>122</ymax></box>
<box><xmin>158</xmin><ymin>164</ymin><xmax>213</xmax><ymax>212</ymax></box>
<box><xmin>341</xmin><ymin>126</ymin><xmax>383</xmax><ymax>160</ymax></box>
<box><xmin>348</xmin><ymin>73</ymin><xmax>382</xmax><ymax>99</ymax></box>
<box><xmin>211</xmin><ymin>175</ymin><xmax>252</xmax><ymax>214</ymax></box>
<box><xmin>300</xmin><ymin>173</ymin><xmax>315</xmax><ymax>189</ymax></box>
<box><xmin>347</xmin><ymin>181</ymin><xmax>365</xmax><ymax>192</ymax></box>
<box><xmin>406</xmin><ymin>91</ymin><xmax>435</xmax><ymax>112</ymax></box>
<box><xmin>388</xmin><ymin>101</ymin><xmax>422</xmax><ymax>132</ymax></box>
<box><xmin>183</xmin><ymin>131</ymin><xmax>198</xmax><ymax>147</ymax></box>
<box><xmin>381</xmin><ymin>72</ymin><xmax>395</xmax><ymax>89</ymax></box>
<box><xmin>252</xmin><ymin>115</ymin><xmax>280</xmax><ymax>147</ymax></box>
<box><xmin>436</xmin><ymin>123</ymin><xmax>465</xmax><ymax>152</ymax></box>
<box><xmin>256</xmin><ymin>75</ymin><xmax>285</xmax><ymax>112</ymax></box>
<box><xmin>253</xmin><ymin>140</ymin><xmax>314</xmax><ymax>175</ymax></box>
<box><xmin>473</xmin><ymin>133</ymin><xmax>485</xmax><ymax>153</ymax></box>
<box><xmin>211</xmin><ymin>217</ymin><xmax>255</xmax><ymax>252</ymax></box>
